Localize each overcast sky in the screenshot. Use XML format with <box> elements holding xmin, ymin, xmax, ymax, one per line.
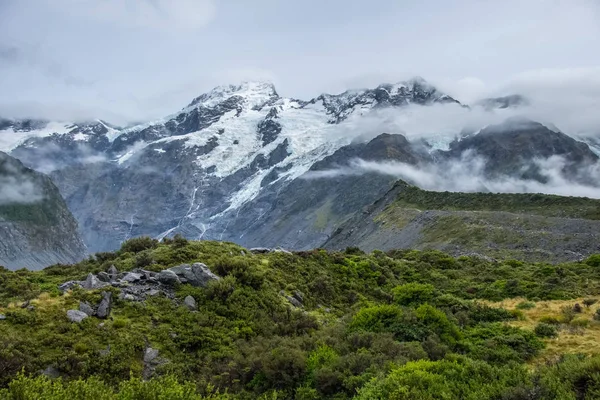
<box><xmin>1</xmin><ymin>0</ymin><xmax>599</xmax><ymax>124</ymax></box>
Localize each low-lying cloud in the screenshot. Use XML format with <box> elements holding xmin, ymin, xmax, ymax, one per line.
<box><xmin>303</xmin><ymin>153</ymin><xmax>600</xmax><ymax>199</ymax></box>
<box><xmin>0</xmin><ymin>175</ymin><xmax>43</xmax><ymax>205</ymax></box>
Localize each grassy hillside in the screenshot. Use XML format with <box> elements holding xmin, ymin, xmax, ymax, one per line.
<box><xmin>394</xmin><ymin>184</ymin><xmax>600</xmax><ymax>220</ymax></box>
<box><xmin>2</xmin><ymin>238</ymin><xmax>600</xmax><ymax>398</ymax></box>
<box><xmin>325</xmin><ymin>183</ymin><xmax>600</xmax><ymax>262</ymax></box>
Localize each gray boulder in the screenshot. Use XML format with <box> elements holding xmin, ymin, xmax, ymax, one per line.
<box><xmin>157</xmin><ymin>269</ymin><xmax>181</xmax><ymax>286</ymax></box>
<box><xmin>41</xmin><ymin>366</ymin><xmax>60</xmax><ymax>379</ymax></box>
<box><xmin>143</xmin><ymin>347</ymin><xmax>163</xmax><ymax>380</ymax></box>
<box><xmin>286</xmin><ymin>295</ymin><xmax>303</xmax><ymax>308</ymax></box>
<box><xmin>0</xmin><ymin>314</ymin><xmax>6</xmax><ymax>320</ymax></box>
<box><xmin>79</xmin><ymin>301</ymin><xmax>95</xmax><ymax>316</ymax></box>
<box><xmin>67</xmin><ymin>309</ymin><xmax>88</xmax><ymax>323</ymax></box>
<box><xmin>108</xmin><ymin>265</ymin><xmax>118</xmax><ymax>279</ymax></box>
<box><xmin>184</xmin><ymin>295</ymin><xmax>197</xmax><ymax>311</ymax></box>
<box><xmin>96</xmin><ymin>291</ymin><xmax>112</xmax><ymax>319</ymax></box>
<box><xmin>82</xmin><ymin>273</ymin><xmax>109</xmax><ymax>290</ymax></box>
<box><xmin>58</xmin><ymin>281</ymin><xmax>80</xmax><ymax>292</ymax></box>
<box><xmin>250</xmin><ymin>247</ymin><xmax>271</xmax><ymax>254</ymax></box>
<box><xmin>122</xmin><ymin>272</ymin><xmax>143</xmax><ymax>283</ymax></box>
<box><xmin>168</xmin><ymin>263</ymin><xmax>219</xmax><ymax>288</ymax></box>
<box><xmin>97</xmin><ymin>272</ymin><xmax>111</xmax><ymax>282</ymax></box>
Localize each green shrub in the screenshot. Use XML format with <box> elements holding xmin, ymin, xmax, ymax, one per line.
<box><xmin>539</xmin><ymin>316</ymin><xmax>562</xmax><ymax>325</ymax></box>
<box><xmin>534</xmin><ymin>323</ymin><xmax>558</xmax><ymax>338</ymax></box>
<box><xmin>119</xmin><ymin>236</ymin><xmax>158</xmax><ymax>254</ymax></box>
<box><xmin>516</xmin><ymin>301</ymin><xmax>536</xmax><ymax>310</ymax></box>
<box><xmin>583</xmin><ymin>299</ymin><xmax>598</xmax><ymax>308</ymax></box>
<box><xmin>392</xmin><ymin>283</ymin><xmax>435</xmax><ymax>306</ymax></box>
<box><xmin>585</xmin><ymin>254</ymin><xmax>600</xmax><ymax>268</ymax></box>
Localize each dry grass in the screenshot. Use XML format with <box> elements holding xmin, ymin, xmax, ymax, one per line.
<box><xmin>486</xmin><ymin>297</ymin><xmax>600</xmax><ymax>364</ymax></box>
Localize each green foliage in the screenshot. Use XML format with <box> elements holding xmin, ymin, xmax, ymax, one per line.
<box><xmin>394</xmin><ymin>184</ymin><xmax>600</xmax><ymax>220</ymax></box>
<box><xmin>392</xmin><ymin>283</ymin><xmax>435</xmax><ymax>306</ymax></box>
<box><xmin>2</xmin><ymin>241</ymin><xmax>600</xmax><ymax>398</ymax></box>
<box><xmin>119</xmin><ymin>236</ymin><xmax>159</xmax><ymax>254</ymax></box>
<box><xmin>586</xmin><ymin>254</ymin><xmax>600</xmax><ymax>268</ymax></box>
<box><xmin>516</xmin><ymin>301</ymin><xmax>536</xmax><ymax>310</ymax></box>
<box><xmin>534</xmin><ymin>323</ymin><xmax>559</xmax><ymax>338</ymax></box>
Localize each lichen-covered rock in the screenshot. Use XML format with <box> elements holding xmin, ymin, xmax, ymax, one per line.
<box><xmin>67</xmin><ymin>309</ymin><xmax>88</xmax><ymax>323</ymax></box>
<box><xmin>96</xmin><ymin>291</ymin><xmax>112</xmax><ymax>319</ymax></box>
<box><xmin>184</xmin><ymin>295</ymin><xmax>197</xmax><ymax>311</ymax></box>
<box><xmin>157</xmin><ymin>269</ymin><xmax>180</xmax><ymax>286</ymax></box>
<box><xmin>79</xmin><ymin>301</ymin><xmax>94</xmax><ymax>316</ymax></box>
<box><xmin>168</xmin><ymin>263</ymin><xmax>219</xmax><ymax>288</ymax></box>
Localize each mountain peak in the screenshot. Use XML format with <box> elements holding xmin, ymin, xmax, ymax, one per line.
<box><xmin>187</xmin><ymin>81</ymin><xmax>279</xmax><ymax>109</ymax></box>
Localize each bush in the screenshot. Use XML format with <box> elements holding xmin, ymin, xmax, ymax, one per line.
<box><xmin>120</xmin><ymin>236</ymin><xmax>158</xmax><ymax>254</ymax></box>
<box><xmin>534</xmin><ymin>323</ymin><xmax>558</xmax><ymax>338</ymax></box>
<box><xmin>585</xmin><ymin>254</ymin><xmax>600</xmax><ymax>268</ymax></box>
<box><xmin>516</xmin><ymin>301</ymin><xmax>536</xmax><ymax>310</ymax></box>
<box><xmin>584</xmin><ymin>299</ymin><xmax>598</xmax><ymax>308</ymax></box>
<box><xmin>392</xmin><ymin>283</ymin><xmax>435</xmax><ymax>306</ymax></box>
<box><xmin>539</xmin><ymin>316</ymin><xmax>562</xmax><ymax>325</ymax></box>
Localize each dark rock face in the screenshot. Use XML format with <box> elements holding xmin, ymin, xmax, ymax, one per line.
<box><xmin>476</xmin><ymin>94</ymin><xmax>530</xmax><ymax>110</ymax></box>
<box><xmin>442</xmin><ymin>119</ymin><xmax>599</xmax><ymax>182</ymax></box>
<box><xmin>218</xmin><ymin>133</ymin><xmax>431</xmax><ymax>250</ymax></box>
<box><xmin>0</xmin><ymin>151</ymin><xmax>86</xmax><ymax>270</ymax></box>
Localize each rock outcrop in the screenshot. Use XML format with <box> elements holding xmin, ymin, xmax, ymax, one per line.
<box><xmin>0</xmin><ymin>151</ymin><xmax>86</xmax><ymax>270</ymax></box>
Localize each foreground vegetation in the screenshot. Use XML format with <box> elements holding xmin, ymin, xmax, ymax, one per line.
<box><xmin>2</xmin><ymin>237</ymin><xmax>600</xmax><ymax>399</ymax></box>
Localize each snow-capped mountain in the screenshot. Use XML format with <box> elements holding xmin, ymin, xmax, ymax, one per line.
<box><xmin>2</xmin><ymin>78</ymin><xmax>598</xmax><ymax>253</ymax></box>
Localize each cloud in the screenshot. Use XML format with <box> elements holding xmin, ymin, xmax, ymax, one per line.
<box><xmin>0</xmin><ymin>176</ymin><xmax>43</xmax><ymax>205</ymax></box>
<box><xmin>0</xmin><ymin>162</ymin><xmax>44</xmax><ymax>205</ymax></box>
<box><xmin>47</xmin><ymin>0</ymin><xmax>217</xmax><ymax>31</ymax></box>
<box><xmin>303</xmin><ymin>153</ymin><xmax>600</xmax><ymax>199</ymax></box>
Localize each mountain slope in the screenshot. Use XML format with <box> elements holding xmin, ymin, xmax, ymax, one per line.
<box><xmin>442</xmin><ymin>118</ymin><xmax>599</xmax><ymax>182</ymax></box>
<box><xmin>0</xmin><ymin>152</ymin><xmax>86</xmax><ymax>270</ymax></box>
<box><xmin>3</xmin><ymin>80</ymin><xmax>599</xmax><ymax>255</ymax></box>
<box><xmin>324</xmin><ymin>181</ymin><xmax>600</xmax><ymax>262</ymax></box>
<box><xmin>4</xmin><ymin>79</ymin><xmax>462</xmax><ymax>252</ymax></box>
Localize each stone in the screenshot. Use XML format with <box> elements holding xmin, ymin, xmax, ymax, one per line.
<box><xmin>79</xmin><ymin>301</ymin><xmax>95</xmax><ymax>316</ymax></box>
<box><xmin>67</xmin><ymin>309</ymin><xmax>88</xmax><ymax>323</ymax></box>
<box><xmin>286</xmin><ymin>295</ymin><xmax>303</xmax><ymax>308</ymax></box>
<box><xmin>147</xmin><ymin>289</ymin><xmax>161</xmax><ymax>297</ymax></box>
<box><xmin>184</xmin><ymin>295</ymin><xmax>197</xmax><ymax>311</ymax></box>
<box><xmin>0</xmin><ymin>314</ymin><xmax>6</xmax><ymax>320</ymax></box>
<box><xmin>20</xmin><ymin>300</ymin><xmax>30</xmax><ymax>308</ymax></box>
<box><xmin>293</xmin><ymin>290</ymin><xmax>304</xmax><ymax>304</ymax></box>
<box><xmin>157</xmin><ymin>269</ymin><xmax>181</xmax><ymax>286</ymax></box>
<box><xmin>122</xmin><ymin>272</ymin><xmax>143</xmax><ymax>283</ymax></box>
<box><xmin>58</xmin><ymin>281</ymin><xmax>80</xmax><ymax>292</ymax></box>
<box><xmin>273</xmin><ymin>247</ymin><xmax>293</xmax><ymax>255</ymax></box>
<box><xmin>250</xmin><ymin>247</ymin><xmax>271</xmax><ymax>254</ymax></box>
<box><xmin>82</xmin><ymin>273</ymin><xmax>108</xmax><ymax>290</ymax></box>
<box><xmin>122</xmin><ymin>294</ymin><xmax>136</xmax><ymax>301</ymax></box>
<box><xmin>27</xmin><ymin>305</ymin><xmax>35</xmax><ymax>312</ymax></box>
<box><xmin>168</xmin><ymin>263</ymin><xmax>219</xmax><ymax>288</ymax></box>
<box><xmin>107</xmin><ymin>265</ymin><xmax>118</xmax><ymax>278</ymax></box>
<box><xmin>41</xmin><ymin>365</ymin><xmax>60</xmax><ymax>379</ymax></box>
<box><xmin>144</xmin><ymin>347</ymin><xmax>159</xmax><ymax>363</ymax></box>
<box><xmin>96</xmin><ymin>291</ymin><xmax>113</xmax><ymax>319</ymax></box>
<box><xmin>97</xmin><ymin>272</ymin><xmax>111</xmax><ymax>282</ymax></box>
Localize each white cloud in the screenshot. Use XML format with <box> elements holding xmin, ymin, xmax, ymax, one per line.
<box><xmin>49</xmin><ymin>0</ymin><xmax>217</xmax><ymax>31</ymax></box>
<box><xmin>303</xmin><ymin>154</ymin><xmax>600</xmax><ymax>199</ymax></box>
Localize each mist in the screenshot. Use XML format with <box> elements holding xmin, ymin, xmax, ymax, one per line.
<box><xmin>303</xmin><ymin>152</ymin><xmax>600</xmax><ymax>200</ymax></box>
<box><xmin>0</xmin><ymin>166</ymin><xmax>43</xmax><ymax>205</ymax></box>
